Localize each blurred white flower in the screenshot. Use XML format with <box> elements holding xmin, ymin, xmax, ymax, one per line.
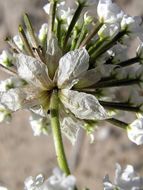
<box><xmin>97</xmin><ymin>0</ymin><xmax>124</xmax><ymax>24</ymax></box>
<box><xmin>0</xmin><ymin>77</ymin><xmax>26</xmax><ymax>92</ymax></box>
<box><xmin>29</xmin><ymin>113</ymin><xmax>51</xmax><ymax>136</ymax></box>
<box><xmin>43</xmin><ymin>1</ymin><xmax>65</xmax><ymax>15</ymax></box>
<box><xmin>127</xmin><ymin>116</ymin><xmax>143</xmax><ymax>145</ymax></box>
<box><xmin>104</xmin><ymin>163</ymin><xmax>143</xmax><ymax>190</ymax></box>
<box><xmin>24</xmin><ymin>168</ymin><xmax>76</xmax><ymax>190</ymax></box>
<box><xmin>98</xmin><ymin>23</ymin><xmax>119</xmax><ymax>39</ymax></box>
<box><xmin>38</xmin><ymin>23</ymin><xmax>48</xmax><ymax>43</ymax></box>
<box><xmin>25</xmin><ymin>174</ymin><xmax>44</xmax><ymax>190</ymax></box>
<box><xmin>0</xmin><ymin>104</ymin><xmax>12</xmax><ymax>123</ymax></box>
<box><xmin>121</xmin><ymin>15</ymin><xmax>142</xmax><ymax>34</ymax></box>
<box><xmin>0</xmin><ymin>50</ymin><xmax>13</xmax><ymax>67</ymax></box>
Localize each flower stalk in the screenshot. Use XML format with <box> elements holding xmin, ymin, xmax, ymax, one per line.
<box><xmin>50</xmin><ymin>90</ymin><xmax>71</xmax><ymax>175</ymax></box>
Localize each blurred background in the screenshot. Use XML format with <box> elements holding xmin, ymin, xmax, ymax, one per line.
<box><xmin>0</xmin><ymin>0</ymin><xmax>143</xmax><ymax>189</ymax></box>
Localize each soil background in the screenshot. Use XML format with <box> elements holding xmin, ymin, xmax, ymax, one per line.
<box><xmin>0</xmin><ymin>0</ymin><xmax>143</xmax><ymax>190</ymax></box>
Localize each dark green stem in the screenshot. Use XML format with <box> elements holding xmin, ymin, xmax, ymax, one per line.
<box><xmin>63</xmin><ymin>3</ymin><xmax>84</xmax><ymax>49</ymax></box>
<box><xmin>100</xmin><ymin>101</ymin><xmax>141</xmax><ymax>112</ymax></box>
<box><xmin>117</xmin><ymin>57</ymin><xmax>140</xmax><ymax>67</ymax></box>
<box><xmin>94</xmin><ymin>78</ymin><xmax>140</xmax><ymax>88</ymax></box>
<box><xmin>106</xmin><ymin>118</ymin><xmax>129</xmax><ymax>129</ymax></box>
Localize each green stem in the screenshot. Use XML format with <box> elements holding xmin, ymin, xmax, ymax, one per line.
<box><xmin>50</xmin><ymin>90</ymin><xmax>71</xmax><ymax>175</ymax></box>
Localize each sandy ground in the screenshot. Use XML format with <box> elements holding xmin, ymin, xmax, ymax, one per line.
<box><xmin>0</xmin><ymin>0</ymin><xmax>143</xmax><ymax>190</ymax></box>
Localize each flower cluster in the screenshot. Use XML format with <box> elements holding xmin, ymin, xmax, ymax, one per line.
<box><xmin>0</xmin><ymin>0</ymin><xmax>143</xmax><ymax>146</ymax></box>
<box><xmin>1</xmin><ymin>163</ymin><xmax>143</xmax><ymax>190</ymax></box>
<box><xmin>0</xmin><ymin>168</ymin><xmax>76</xmax><ymax>190</ymax></box>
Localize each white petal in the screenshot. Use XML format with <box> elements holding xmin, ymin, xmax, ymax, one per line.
<box><xmin>60</xmin><ymin>89</ymin><xmax>108</xmax><ymax>120</ymax></box>
<box><xmin>46</xmin><ymin>35</ymin><xmax>62</xmax><ymax>79</ymax></box>
<box><xmin>59</xmin><ymin>109</ymin><xmax>82</xmax><ymax>145</ymax></box>
<box><xmin>57</xmin><ymin>48</ymin><xmax>89</xmax><ymax>88</ymax></box>
<box><xmin>15</xmin><ymin>53</ymin><xmax>53</xmax><ymax>90</ymax></box>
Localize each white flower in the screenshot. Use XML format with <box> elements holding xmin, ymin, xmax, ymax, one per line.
<box><xmin>0</xmin><ymin>50</ymin><xmax>13</xmax><ymax>67</ymax></box>
<box><xmin>0</xmin><ymin>46</ymin><xmax>109</xmax><ymax>143</ymax></box>
<box><xmin>104</xmin><ymin>163</ymin><xmax>143</xmax><ymax>190</ymax></box>
<box><xmin>13</xmin><ymin>35</ymin><xmax>24</xmax><ymax>50</ymax></box>
<box><xmin>43</xmin><ymin>1</ymin><xmax>65</xmax><ymax>15</ymax></box>
<box><xmin>24</xmin><ymin>168</ymin><xmax>76</xmax><ymax>190</ymax></box>
<box><xmin>59</xmin><ymin>8</ymin><xmax>75</xmax><ymax>25</ymax></box>
<box><xmin>97</xmin><ymin>0</ymin><xmax>124</xmax><ymax>24</ymax></box>
<box><xmin>0</xmin><ymin>104</ymin><xmax>12</xmax><ymax>123</ymax></box>
<box><xmin>38</xmin><ymin>23</ymin><xmax>48</xmax><ymax>43</ymax></box>
<box><xmin>127</xmin><ymin>116</ymin><xmax>143</xmax><ymax>145</ymax></box>
<box><xmin>29</xmin><ymin>113</ymin><xmax>51</xmax><ymax>136</ymax></box>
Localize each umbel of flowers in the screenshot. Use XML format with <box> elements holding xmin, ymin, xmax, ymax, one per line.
<box><xmin>0</xmin><ymin>0</ymin><xmax>143</xmax><ymax>189</ymax></box>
